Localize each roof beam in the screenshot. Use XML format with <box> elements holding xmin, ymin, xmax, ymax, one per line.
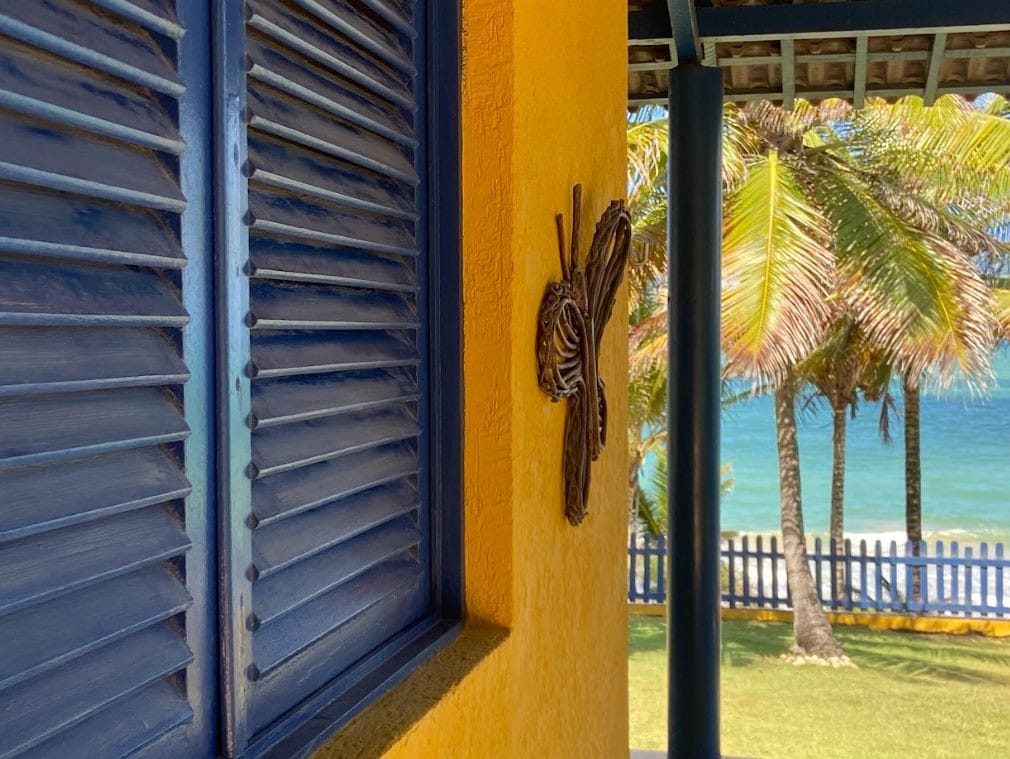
<box><xmin>780</xmin><ymin>39</ymin><xmax>795</xmax><ymax>109</ymax></box>
<box><xmin>923</xmin><ymin>32</ymin><xmax>948</xmax><ymax>105</ymax></box>
<box><xmin>667</xmin><ymin>0</ymin><xmax>701</xmax><ymax>64</ymax></box>
<box><xmin>629</xmin><ymin>82</ymin><xmax>1010</xmax><ymax>108</ymax></box>
<box><xmin>853</xmin><ymin>35</ymin><xmax>868</xmax><ymax>108</ymax></box>
<box><xmin>629</xmin><ymin>0</ymin><xmax>1010</xmax><ymax>46</ymax></box>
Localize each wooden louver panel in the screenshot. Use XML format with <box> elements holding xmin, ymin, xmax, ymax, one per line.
<box><xmin>0</xmin><ymin>1</ymin><xmax>206</xmax><ymax>756</ymax></box>
<box><xmin>239</xmin><ymin>0</ymin><xmax>430</xmax><ymax>737</ymax></box>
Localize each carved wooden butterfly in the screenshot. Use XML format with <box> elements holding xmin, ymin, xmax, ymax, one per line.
<box><xmin>536</xmin><ymin>185</ymin><xmax>631</xmax><ymax>525</ymax></box>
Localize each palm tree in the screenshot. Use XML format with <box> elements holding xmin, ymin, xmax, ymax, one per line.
<box><xmin>799</xmin><ymin>319</ymin><xmax>888</xmax><ymax>600</ymax></box>
<box><xmin>727</xmin><ymin>96</ymin><xmax>1010</xmax><ymax>652</ymax></box>
<box><xmin>721</xmin><ymin>139</ymin><xmax>844</xmax><ymax>659</ymax></box>
<box><xmin>627</xmin><ymin>95</ymin><xmax>1010</xmax><ymax>658</ymax></box>
<box><xmin>845</xmin><ymin>95</ymin><xmax>1010</xmax><ymax>595</ymax></box>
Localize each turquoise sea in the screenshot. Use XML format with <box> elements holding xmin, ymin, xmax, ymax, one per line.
<box><xmin>721</xmin><ymin>351</ymin><xmax>1010</xmax><ymax>543</ymax></box>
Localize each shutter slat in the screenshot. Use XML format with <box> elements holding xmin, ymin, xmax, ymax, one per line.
<box><xmin>249</xmin><ymin>135</ymin><xmax>417</xmax><ymax>221</ymax></box>
<box><xmin>0</xmin><ymin>388</ymin><xmax>189</xmax><ymax>470</ymax></box>
<box><xmin>253</xmin><ymin>441</ymin><xmax>420</xmax><ymax>524</ymax></box>
<box><xmin>0</xmin><ymin>1</ymin><xmax>183</xmax><ymax>96</ymax></box>
<box><xmin>0</xmin><ymin>259</ymin><xmax>189</xmax><ymax>327</ymax></box>
<box><xmin>251</xmin><ymin>370</ymin><xmax>417</xmax><ymax>428</ymax></box>
<box><xmin>0</xmin><ymin>448</ymin><xmax>191</xmax><ymax>543</ymax></box>
<box><xmin>0</xmin><ymin>42</ymin><xmax>181</xmax><ymax>153</ymax></box>
<box><xmin>246</xmin><ymin>0</ymin><xmax>414</xmax><ymax>110</ymax></box>
<box><xmin>90</xmin><ymin>0</ymin><xmax>183</xmax><ymax>40</ymax></box>
<box><xmin>249</xmin><ymin>185</ymin><xmax>417</xmax><ymax>255</ymax></box>
<box><xmin>251</xmin><ymin>406</ymin><xmax>418</xmax><ymax>478</ymax></box>
<box><xmin>0</xmin><ymin>566</ymin><xmax>190</xmax><ymax>691</ymax></box>
<box><xmin>0</xmin><ymin>624</ymin><xmax>192</xmax><ymax>757</ymax></box>
<box><xmin>247</xmin><ymin>36</ymin><xmax>415</xmax><ymax>148</ymax></box>
<box><xmin>0</xmin><ymin>189</ymin><xmax>185</xmax><ymax>268</ymax></box>
<box><xmin>254</xmin><ymin>483</ymin><xmax>419</xmax><ymax>576</ymax></box>
<box><xmin>250</xmin><ymin>238</ymin><xmax>416</xmax><ymax>293</ymax></box>
<box><xmin>292</xmin><ymin>0</ymin><xmax>414</xmax><ymax>75</ymax></box>
<box><xmin>254</xmin><ymin>517</ymin><xmax>421</xmax><ymax>626</ymax></box>
<box><xmin>255</xmin><ymin>526</ymin><xmax>421</xmax><ymax>640</ymax></box>
<box><xmin>252</xmin><ymin>559</ymin><xmax>422</xmax><ymax>676</ymax></box>
<box><xmin>250</xmin><ymin>331</ymin><xmax>419</xmax><ymax>378</ymax></box>
<box><xmin>247</xmin><ymin>79</ymin><xmax>414</xmax><ymax>182</ymax></box>
<box><xmin>31</xmin><ymin>679</ymin><xmax>192</xmax><ymax>759</ymax></box>
<box><xmin>358</xmin><ymin>0</ymin><xmax>414</xmax><ymax>37</ymax></box>
<box><xmin>0</xmin><ymin>506</ymin><xmax>191</xmax><ymax>616</ymax></box>
<box><xmin>0</xmin><ymin>116</ymin><xmax>186</xmax><ymax>212</ymax></box>
<box><xmin>249</xmin><ymin>283</ymin><xmax>417</xmax><ymax>332</ymax></box>
<box><xmin>0</xmin><ymin>328</ymin><xmax>189</xmax><ymax>398</ymax></box>
<box><xmin>249</xmin><ymin>572</ymin><xmax>426</xmax><ymax>734</ymax></box>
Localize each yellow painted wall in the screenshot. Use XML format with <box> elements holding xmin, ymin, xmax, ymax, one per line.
<box><xmin>314</xmin><ymin>1</ymin><xmax>629</xmax><ymax>756</ymax></box>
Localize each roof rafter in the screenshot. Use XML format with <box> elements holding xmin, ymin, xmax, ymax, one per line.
<box><xmin>667</xmin><ymin>0</ymin><xmax>701</xmax><ymax>64</ymax></box>
<box><xmin>628</xmin><ymin>0</ymin><xmax>1010</xmax><ymax>108</ymax></box>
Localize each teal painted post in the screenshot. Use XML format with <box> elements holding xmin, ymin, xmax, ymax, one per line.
<box><xmin>666</xmin><ymin>60</ymin><xmax>723</xmax><ymax>759</ymax></box>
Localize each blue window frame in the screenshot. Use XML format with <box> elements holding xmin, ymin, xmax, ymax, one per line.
<box><xmin>215</xmin><ymin>0</ymin><xmax>462</xmax><ymax>754</ymax></box>
<box><xmin>0</xmin><ymin>1</ymin><xmax>460</xmax><ymax>756</ymax></box>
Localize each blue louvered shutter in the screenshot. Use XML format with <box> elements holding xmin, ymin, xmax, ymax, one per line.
<box><xmin>217</xmin><ymin>0</ymin><xmax>438</xmax><ymax>751</ymax></box>
<box><xmin>0</xmin><ymin>1</ymin><xmax>216</xmax><ymax>756</ymax></box>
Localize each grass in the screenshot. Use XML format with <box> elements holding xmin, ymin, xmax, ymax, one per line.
<box><xmin>629</xmin><ymin>617</ymin><xmax>1010</xmax><ymax>758</ymax></box>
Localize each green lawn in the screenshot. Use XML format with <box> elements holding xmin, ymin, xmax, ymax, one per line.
<box><xmin>629</xmin><ymin>617</ymin><xmax>1010</xmax><ymax>758</ymax></box>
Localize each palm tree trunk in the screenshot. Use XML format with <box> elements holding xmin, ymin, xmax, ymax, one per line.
<box><xmin>776</xmin><ymin>377</ymin><xmax>845</xmax><ymax>659</ymax></box>
<box><xmin>830</xmin><ymin>398</ymin><xmax>847</xmax><ymax>602</ymax></box>
<box><xmin>904</xmin><ymin>376</ymin><xmax>923</xmax><ymax>601</ymax></box>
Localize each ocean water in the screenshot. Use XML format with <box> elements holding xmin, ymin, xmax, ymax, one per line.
<box><xmin>721</xmin><ymin>352</ymin><xmax>1010</xmax><ymax>543</ymax></box>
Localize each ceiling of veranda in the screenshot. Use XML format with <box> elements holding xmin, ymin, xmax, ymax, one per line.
<box><xmin>629</xmin><ymin>1</ymin><xmax>1010</xmax><ymax>107</ymax></box>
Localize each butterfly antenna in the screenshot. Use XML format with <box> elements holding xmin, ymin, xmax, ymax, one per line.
<box><xmin>570</xmin><ymin>184</ymin><xmax>582</xmax><ymax>272</ymax></box>
<box><xmin>556</xmin><ymin>213</ymin><xmax>569</xmax><ymax>280</ymax></box>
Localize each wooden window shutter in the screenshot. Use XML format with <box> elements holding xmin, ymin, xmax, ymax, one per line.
<box><xmin>217</xmin><ymin>1</ymin><xmax>438</xmax><ymax>751</ymax></box>
<box><xmin>0</xmin><ymin>1</ymin><xmax>216</xmax><ymax>756</ymax></box>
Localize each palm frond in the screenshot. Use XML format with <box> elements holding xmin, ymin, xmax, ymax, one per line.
<box><xmin>856</xmin><ymin>95</ymin><xmax>1010</xmax><ymax>210</ymax></box>
<box><xmin>823</xmin><ymin>165</ymin><xmax>997</xmax><ymax>388</ymax></box>
<box><xmin>722</xmin><ymin>150</ymin><xmax>835</xmax><ymax>382</ymax></box>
